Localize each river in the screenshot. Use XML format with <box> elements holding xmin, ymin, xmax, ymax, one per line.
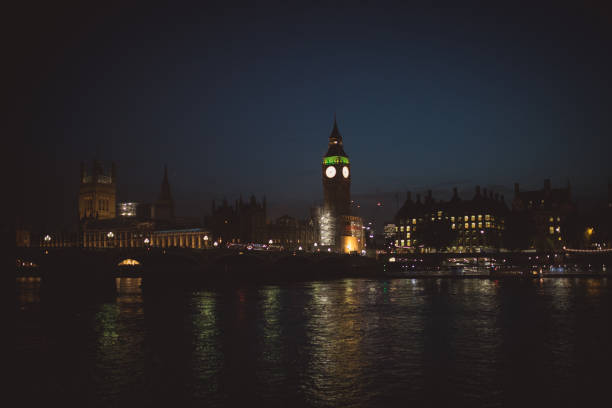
<box><xmin>15</xmin><ymin>276</ymin><xmax>612</xmax><ymax>407</ymax></box>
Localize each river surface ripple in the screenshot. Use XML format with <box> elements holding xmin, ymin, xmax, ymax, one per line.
<box><xmin>15</xmin><ymin>276</ymin><xmax>612</xmax><ymax>407</ymax></box>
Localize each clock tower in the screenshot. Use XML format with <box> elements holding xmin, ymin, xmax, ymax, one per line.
<box><xmin>322</xmin><ymin>117</ymin><xmax>351</xmax><ymax>216</ymax></box>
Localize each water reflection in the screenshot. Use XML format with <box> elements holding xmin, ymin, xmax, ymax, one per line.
<box><xmin>191</xmin><ymin>291</ymin><xmax>222</xmax><ymax>402</ymax></box>
<box><xmin>15</xmin><ymin>276</ymin><xmax>612</xmax><ymax>407</ymax></box>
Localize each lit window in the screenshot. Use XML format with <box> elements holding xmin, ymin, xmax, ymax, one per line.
<box><xmin>406</xmin><ymin>226</ymin><xmax>410</xmax><ymax>232</ymax></box>
<box><xmin>400</xmin><ymin>240</ymin><xmax>405</xmax><ymax>246</ymax></box>
<box><xmin>471</xmin><ymin>223</ymin><xmax>476</xmax><ymax>229</ymax></box>
<box><xmin>395</xmin><ymin>226</ymin><xmax>398</xmax><ymax>232</ymax></box>
<box><xmin>486</xmin><ymin>222</ymin><xmax>491</xmax><ymax>228</ymax></box>
<box><xmin>471</xmin><ymin>215</ymin><xmax>475</xmax><ymax>221</ymax></box>
<box><xmin>478</xmin><ymin>215</ymin><xmax>482</xmax><ymax>221</ymax></box>
<box><xmin>437</xmin><ymin>211</ymin><xmax>443</xmax><ymax>217</ymax></box>
<box><xmin>478</xmin><ymin>222</ymin><xmax>482</xmax><ymax>228</ymax></box>
<box><xmin>412</xmin><ymin>219</ymin><xmax>416</xmax><ymax>225</ymax></box>
<box><xmin>549</xmin><ymin>217</ymin><xmax>554</xmax><ymax>222</ymax></box>
<box><xmin>464</xmin><ymin>216</ymin><xmax>469</xmax><ymax>221</ymax></box>
<box><xmin>431</xmin><ymin>217</ymin><xmax>435</xmax><ymax>221</ymax></box>
<box><xmin>464</xmin><ymin>223</ymin><xmax>469</xmax><ymax>229</ymax></box>
<box><xmin>451</xmin><ymin>216</ymin><xmax>455</xmax><ymax>222</ymax></box>
<box><xmin>407</xmin><ymin>240</ymin><xmax>411</xmax><ymax>246</ymax></box>
<box><xmin>549</xmin><ymin>226</ymin><xmax>554</xmax><ymax>234</ymax></box>
<box><xmin>557</xmin><ymin>217</ymin><xmax>560</xmax><ymax>222</ymax></box>
<box><xmin>485</xmin><ymin>214</ymin><xmax>490</xmax><ymax>221</ymax></box>
<box><xmin>400</xmin><ymin>226</ymin><xmax>404</xmax><ymax>232</ymax></box>
<box><xmin>406</xmin><ymin>233</ymin><xmax>410</xmax><ymax>239</ymax></box>
<box><xmin>452</xmin><ymin>223</ymin><xmax>456</xmax><ymax>229</ymax></box>
<box><xmin>395</xmin><ymin>240</ymin><xmax>399</xmax><ymax>246</ymax></box>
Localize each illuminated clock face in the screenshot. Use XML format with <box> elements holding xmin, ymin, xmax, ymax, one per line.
<box><xmin>342</xmin><ymin>166</ymin><xmax>350</xmax><ymax>178</ymax></box>
<box><xmin>325</xmin><ymin>166</ymin><xmax>336</xmax><ymax>178</ymax></box>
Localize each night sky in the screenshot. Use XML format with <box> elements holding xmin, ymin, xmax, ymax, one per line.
<box><xmin>14</xmin><ymin>1</ymin><xmax>612</xmax><ymax>230</ymax></box>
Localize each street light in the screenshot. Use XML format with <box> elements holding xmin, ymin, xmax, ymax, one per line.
<box><xmin>44</xmin><ymin>235</ymin><xmax>51</xmax><ymax>243</ymax></box>
<box><xmin>144</xmin><ymin>237</ymin><xmax>150</xmax><ymax>245</ymax></box>
<box><xmin>107</xmin><ymin>231</ymin><xmax>114</xmax><ymax>239</ymax></box>
<box><xmin>268</xmin><ymin>239</ymin><xmax>273</xmax><ymax>244</ymax></box>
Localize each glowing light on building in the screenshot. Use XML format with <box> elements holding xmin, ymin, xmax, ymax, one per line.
<box><xmin>119</xmin><ymin>202</ymin><xmax>138</xmax><ymax>217</ymax></box>
<box><xmin>319</xmin><ymin>209</ymin><xmax>335</xmax><ymax>246</ymax></box>
<box><xmin>118</xmin><ymin>258</ymin><xmax>140</xmax><ymax>266</ymax></box>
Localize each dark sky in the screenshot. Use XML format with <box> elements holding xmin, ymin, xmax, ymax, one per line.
<box><xmin>13</xmin><ymin>1</ymin><xmax>612</xmax><ymax>230</ymax></box>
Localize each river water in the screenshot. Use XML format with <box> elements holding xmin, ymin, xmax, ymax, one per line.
<box><xmin>15</xmin><ymin>276</ymin><xmax>612</xmax><ymax>407</ymax></box>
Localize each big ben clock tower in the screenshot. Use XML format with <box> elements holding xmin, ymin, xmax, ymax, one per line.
<box><xmin>320</xmin><ymin>116</ymin><xmax>363</xmax><ymax>252</ymax></box>
<box><xmin>322</xmin><ymin>116</ymin><xmax>351</xmax><ymax>216</ymax></box>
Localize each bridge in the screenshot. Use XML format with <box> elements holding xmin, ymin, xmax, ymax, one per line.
<box><xmin>16</xmin><ymin>247</ymin><xmax>380</xmax><ymax>292</ymax></box>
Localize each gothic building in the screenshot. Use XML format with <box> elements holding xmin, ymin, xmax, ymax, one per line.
<box><xmin>206</xmin><ymin>195</ymin><xmax>267</xmax><ymax>244</ymax></box>
<box><xmin>152</xmin><ymin>165</ymin><xmax>175</xmax><ymax>222</ymax></box>
<box><xmin>78</xmin><ymin>160</ymin><xmax>117</xmax><ymax>220</ymax></box>
<box><xmin>391</xmin><ymin>186</ymin><xmax>508</xmax><ymax>253</ymax></box>
<box><xmin>319</xmin><ymin>117</ymin><xmax>364</xmax><ymax>253</ymax></box>
<box><xmin>512</xmin><ymin>179</ymin><xmax>575</xmax><ymax>249</ymax></box>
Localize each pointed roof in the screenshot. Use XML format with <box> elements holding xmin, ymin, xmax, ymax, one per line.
<box><xmin>325</xmin><ymin>115</ymin><xmax>348</xmax><ymax>157</ymax></box>
<box><xmin>158</xmin><ymin>164</ymin><xmax>173</xmax><ymax>203</ymax></box>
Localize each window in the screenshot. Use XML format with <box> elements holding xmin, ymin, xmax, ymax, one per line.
<box><xmin>400</xmin><ymin>226</ymin><xmax>404</xmax><ymax>232</ymax></box>
<box><xmin>486</xmin><ymin>222</ymin><xmax>491</xmax><ymax>228</ymax></box>
<box><xmin>395</xmin><ymin>240</ymin><xmax>399</xmax><ymax>246</ymax></box>
<box><xmin>478</xmin><ymin>215</ymin><xmax>482</xmax><ymax>221</ymax></box>
<box><xmin>549</xmin><ymin>226</ymin><xmax>554</xmax><ymax>234</ymax></box>
<box><xmin>400</xmin><ymin>240</ymin><xmax>405</xmax><ymax>246</ymax></box>
<box><xmin>549</xmin><ymin>217</ymin><xmax>554</xmax><ymax>222</ymax></box>
<box><xmin>406</xmin><ymin>233</ymin><xmax>410</xmax><ymax>239</ymax></box>
<box><xmin>412</xmin><ymin>219</ymin><xmax>416</xmax><ymax>225</ymax></box>
<box><xmin>478</xmin><ymin>222</ymin><xmax>482</xmax><ymax>228</ymax></box>
<box><xmin>471</xmin><ymin>215</ymin><xmax>475</xmax><ymax>221</ymax></box>
<box><xmin>471</xmin><ymin>223</ymin><xmax>476</xmax><ymax>229</ymax></box>
<box><xmin>451</xmin><ymin>216</ymin><xmax>455</xmax><ymax>222</ymax></box>
<box><xmin>485</xmin><ymin>214</ymin><xmax>490</xmax><ymax>221</ymax></box>
<box><xmin>464</xmin><ymin>216</ymin><xmax>469</xmax><ymax>221</ymax></box>
<box><xmin>406</xmin><ymin>226</ymin><xmax>410</xmax><ymax>232</ymax></box>
<box><xmin>437</xmin><ymin>211</ymin><xmax>443</xmax><ymax>217</ymax></box>
<box><xmin>464</xmin><ymin>223</ymin><xmax>469</xmax><ymax>229</ymax></box>
<box><xmin>407</xmin><ymin>240</ymin><xmax>411</xmax><ymax>246</ymax></box>
<box><xmin>452</xmin><ymin>223</ymin><xmax>456</xmax><ymax>230</ymax></box>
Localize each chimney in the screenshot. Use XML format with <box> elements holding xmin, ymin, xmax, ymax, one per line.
<box><xmin>544</xmin><ymin>179</ymin><xmax>551</xmax><ymax>191</ymax></box>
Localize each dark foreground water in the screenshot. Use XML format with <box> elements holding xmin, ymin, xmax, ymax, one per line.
<box><xmin>16</xmin><ymin>276</ymin><xmax>612</xmax><ymax>407</ymax></box>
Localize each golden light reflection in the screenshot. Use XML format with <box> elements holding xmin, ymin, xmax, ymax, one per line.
<box><xmin>304</xmin><ymin>281</ymin><xmax>365</xmax><ymax>406</ymax></box>
<box><xmin>118</xmin><ymin>258</ymin><xmax>140</xmax><ymax>266</ymax></box>
<box><xmin>192</xmin><ymin>292</ymin><xmax>222</xmax><ymax>395</ymax></box>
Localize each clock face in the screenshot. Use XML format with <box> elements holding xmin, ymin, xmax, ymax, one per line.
<box><xmin>342</xmin><ymin>166</ymin><xmax>350</xmax><ymax>178</ymax></box>
<box><xmin>325</xmin><ymin>166</ymin><xmax>336</xmax><ymax>178</ymax></box>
